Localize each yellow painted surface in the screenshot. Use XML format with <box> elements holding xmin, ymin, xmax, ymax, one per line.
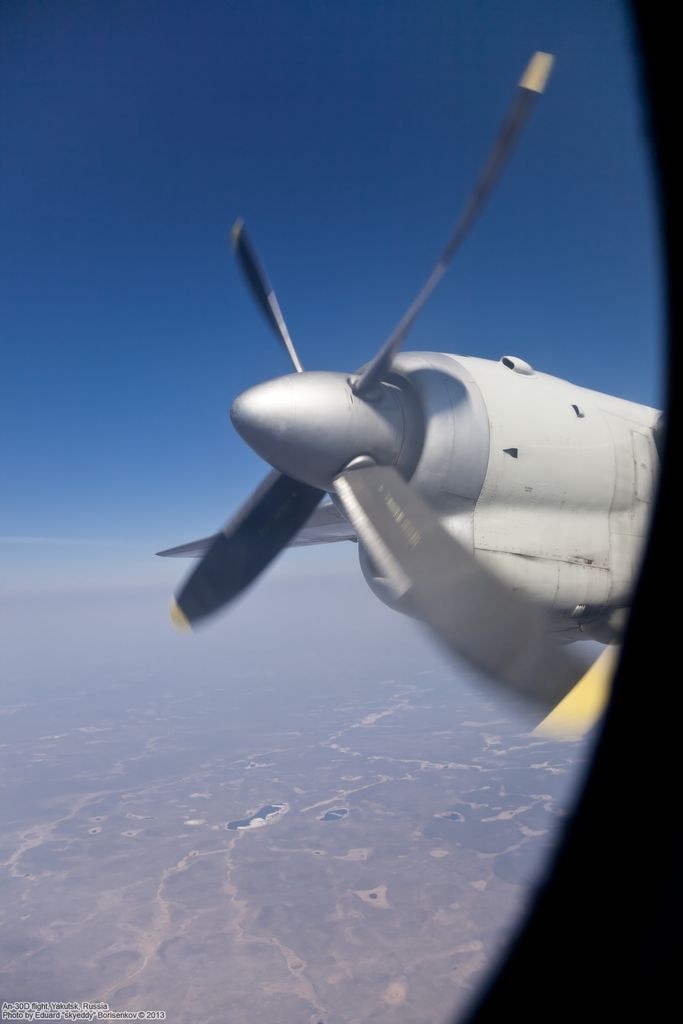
<box><xmin>170</xmin><ymin>599</ymin><xmax>192</xmax><ymax>632</ymax></box>
<box><xmin>519</xmin><ymin>51</ymin><xmax>555</xmax><ymax>94</ymax></box>
<box><xmin>231</xmin><ymin>217</ymin><xmax>244</xmax><ymax>247</ymax></box>
<box><xmin>534</xmin><ymin>645</ymin><xmax>618</xmax><ymax>741</ymax></box>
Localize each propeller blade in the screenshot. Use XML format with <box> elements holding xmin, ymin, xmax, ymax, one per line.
<box><xmin>171</xmin><ymin>471</ymin><xmax>324</xmax><ymax>628</ymax></box>
<box><xmin>533</xmin><ymin>646</ymin><xmax>618</xmax><ymax>741</ymax></box>
<box><xmin>232</xmin><ymin>219</ymin><xmax>304</xmax><ymax>373</ymax></box>
<box><xmin>333</xmin><ymin>462</ymin><xmax>584</xmax><ymax>710</ymax></box>
<box><xmin>353</xmin><ymin>51</ymin><xmax>555</xmax><ymax>397</ymax></box>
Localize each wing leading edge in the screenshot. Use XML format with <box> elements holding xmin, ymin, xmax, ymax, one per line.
<box><xmin>156</xmin><ymin>500</ymin><xmax>356</xmax><ymax>559</ymax></box>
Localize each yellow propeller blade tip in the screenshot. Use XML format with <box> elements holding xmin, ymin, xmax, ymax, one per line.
<box><xmin>534</xmin><ymin>646</ymin><xmax>618</xmax><ymax>742</ymax></box>
<box><xmin>519</xmin><ymin>51</ymin><xmax>555</xmax><ymax>94</ymax></box>
<box><xmin>231</xmin><ymin>217</ymin><xmax>244</xmax><ymax>248</ymax></box>
<box><xmin>170</xmin><ymin>599</ymin><xmax>192</xmax><ymax>632</ymax></box>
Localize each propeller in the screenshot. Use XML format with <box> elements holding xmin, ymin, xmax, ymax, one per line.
<box><xmin>169</xmin><ymin>471</ymin><xmax>323</xmax><ymax>628</ymax></box>
<box><xmin>166</xmin><ymin>219</ymin><xmax>323</xmax><ymax>629</ymax></box>
<box><xmin>164</xmin><ymin>52</ymin><xmax>582</xmax><ymax>710</ymax></box>
<box><xmin>353</xmin><ymin>50</ymin><xmax>554</xmax><ymax>397</ymax></box>
<box><xmin>231</xmin><ymin>219</ymin><xmax>304</xmax><ymax>373</ymax></box>
<box><xmin>333</xmin><ymin>463</ymin><xmax>584</xmax><ymax>711</ymax></box>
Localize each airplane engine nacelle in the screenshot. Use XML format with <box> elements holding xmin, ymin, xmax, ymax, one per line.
<box><xmin>389</xmin><ymin>352</ymin><xmax>491</xmax><ymax>525</ymax></box>
<box><xmin>358</xmin><ymin>349</ymin><xmax>659</xmax><ymax>638</ymax></box>
<box><xmin>358</xmin><ymin>352</ymin><xmax>491</xmax><ymax>614</ymax></box>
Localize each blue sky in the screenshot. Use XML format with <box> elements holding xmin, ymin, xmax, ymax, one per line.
<box><xmin>0</xmin><ymin>0</ymin><xmax>662</xmax><ymax>593</ymax></box>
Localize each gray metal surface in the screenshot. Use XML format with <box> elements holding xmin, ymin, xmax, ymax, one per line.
<box><xmin>230</xmin><ymin>371</ymin><xmax>416</xmax><ymax>491</ymax></box>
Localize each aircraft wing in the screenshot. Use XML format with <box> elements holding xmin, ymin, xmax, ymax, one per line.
<box><xmin>287</xmin><ymin>499</ymin><xmax>356</xmax><ymax>546</ymax></box>
<box><xmin>157</xmin><ymin>500</ymin><xmax>356</xmax><ymax>559</ymax></box>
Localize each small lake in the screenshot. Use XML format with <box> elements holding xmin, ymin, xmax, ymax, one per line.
<box><xmin>321</xmin><ymin>808</ymin><xmax>348</xmax><ymax>822</ymax></box>
<box><xmin>226</xmin><ymin>803</ymin><xmax>287</xmax><ymax>831</ymax></box>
